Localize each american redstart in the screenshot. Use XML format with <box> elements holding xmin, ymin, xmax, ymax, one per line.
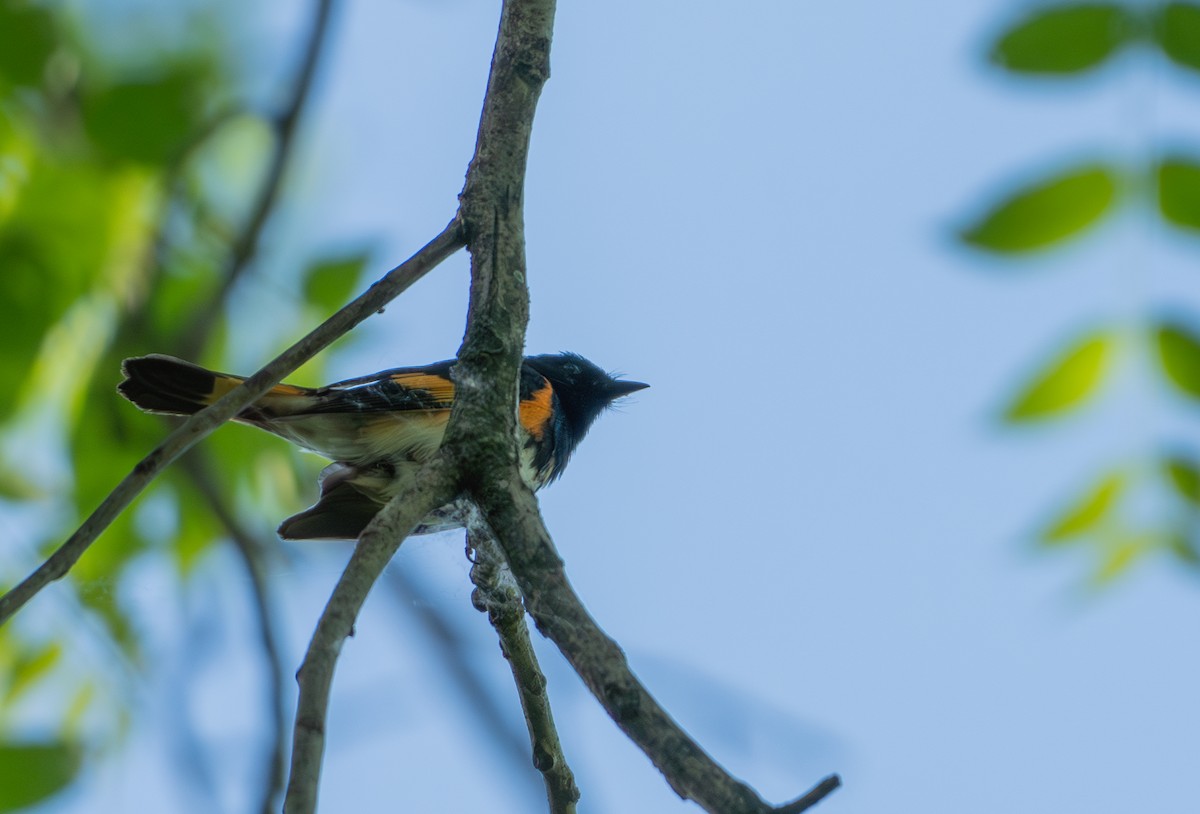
<box><xmin>117</xmin><ymin>353</ymin><xmax>647</xmax><ymax>540</ymax></box>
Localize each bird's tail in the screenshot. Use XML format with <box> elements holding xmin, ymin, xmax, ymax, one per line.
<box><xmin>118</xmin><ymin>355</ymin><xmax>238</xmax><ymax>415</ymax></box>
<box><xmin>118</xmin><ymin>354</ymin><xmax>309</xmax><ymax>417</ymax></box>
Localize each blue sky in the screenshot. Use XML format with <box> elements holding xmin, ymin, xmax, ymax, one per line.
<box><xmin>44</xmin><ymin>1</ymin><xmax>1200</xmax><ymax>812</ymax></box>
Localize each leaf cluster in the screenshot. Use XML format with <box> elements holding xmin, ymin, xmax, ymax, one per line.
<box><xmin>958</xmin><ymin>1</ymin><xmax>1200</xmax><ymax>583</ymax></box>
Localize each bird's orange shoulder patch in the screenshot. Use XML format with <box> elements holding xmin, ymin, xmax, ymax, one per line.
<box><xmin>519</xmin><ymin>380</ymin><xmax>554</xmax><ymax>440</ymax></box>
<box><xmin>388</xmin><ymin>372</ymin><xmax>456</xmax><ymax>405</ymax></box>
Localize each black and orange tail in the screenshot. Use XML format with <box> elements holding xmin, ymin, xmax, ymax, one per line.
<box><xmin>118</xmin><ymin>355</ymin><xmax>248</xmax><ymax>416</ymax></box>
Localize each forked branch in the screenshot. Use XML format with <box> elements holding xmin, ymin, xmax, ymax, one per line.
<box><xmin>2</xmin><ymin>0</ymin><xmax>843</xmax><ymax>811</ymax></box>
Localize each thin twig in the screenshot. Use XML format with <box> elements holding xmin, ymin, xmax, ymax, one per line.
<box><xmin>466</xmin><ymin>510</ymin><xmax>578</xmax><ymax>814</ymax></box>
<box><xmin>775</xmin><ymin>775</ymin><xmax>842</xmax><ymax>814</ymax></box>
<box><xmin>283</xmin><ymin>458</ymin><xmax>459</xmax><ymax>814</ymax></box>
<box><xmin>180</xmin><ymin>0</ymin><xmax>338</xmax><ymax>357</ymax></box>
<box><xmin>180</xmin><ymin>453</ymin><xmax>289</xmax><ymax>814</ymax></box>
<box><xmin>0</xmin><ymin>220</ymin><xmax>465</xmax><ymax>627</ymax></box>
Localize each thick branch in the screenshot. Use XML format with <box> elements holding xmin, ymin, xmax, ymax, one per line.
<box><xmin>467</xmin><ymin>512</ymin><xmax>578</xmax><ymax>814</ymax></box>
<box><xmin>283</xmin><ymin>458</ymin><xmax>459</xmax><ymax>814</ymax></box>
<box><xmin>0</xmin><ymin>221</ymin><xmax>465</xmax><ymax>626</ymax></box>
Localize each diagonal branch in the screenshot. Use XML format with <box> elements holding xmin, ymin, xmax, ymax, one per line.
<box><xmin>467</xmin><ymin>510</ymin><xmax>579</xmax><ymax>814</ymax></box>
<box><xmin>0</xmin><ymin>220</ymin><xmax>465</xmax><ymax>626</ymax></box>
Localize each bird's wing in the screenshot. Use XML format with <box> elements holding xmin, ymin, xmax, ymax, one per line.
<box><xmin>299</xmin><ymin>364</ymin><xmax>458</xmax><ymax>415</ymax></box>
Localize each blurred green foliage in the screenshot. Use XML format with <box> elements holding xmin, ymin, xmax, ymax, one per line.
<box><xmin>1164</xmin><ymin>455</ymin><xmax>1200</xmax><ymax>504</ymax></box>
<box><xmin>1040</xmin><ymin>471</ymin><xmax>1125</xmax><ymax>543</ymax></box>
<box><xmin>963</xmin><ymin>1</ymin><xmax>1200</xmax><ymax>584</ymax></box>
<box><xmin>1156</xmin><ymin>320</ymin><xmax>1200</xmax><ymax>398</ymax></box>
<box><xmin>1156</xmin><ymin>2</ymin><xmax>1200</xmax><ymax>69</ymax></box>
<box><xmin>990</xmin><ymin>4</ymin><xmax>1136</xmax><ymax>74</ymax></box>
<box><xmin>0</xmin><ymin>0</ymin><xmax>362</xmax><ymax>808</ymax></box>
<box><xmin>990</xmin><ymin>2</ymin><xmax>1200</xmax><ymax>75</ymax></box>
<box><xmin>1158</xmin><ymin>157</ymin><xmax>1200</xmax><ymax>230</ymax></box>
<box><xmin>0</xmin><ymin>741</ymin><xmax>82</xmax><ymax>813</ymax></box>
<box><xmin>1003</xmin><ymin>330</ymin><xmax>1112</xmax><ymax>421</ymax></box>
<box><xmin>960</xmin><ymin>165</ymin><xmax>1119</xmax><ymax>253</ymax></box>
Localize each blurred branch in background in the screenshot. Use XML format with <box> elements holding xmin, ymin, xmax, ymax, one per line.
<box><xmin>383</xmin><ymin>568</ymin><xmax>548</xmax><ymax>802</ymax></box>
<box><xmin>181</xmin><ymin>453</ymin><xmax>289</xmax><ymax>814</ymax></box>
<box><xmin>956</xmin><ymin>0</ymin><xmax>1200</xmax><ymax>585</ymax></box>
<box><xmin>178</xmin><ymin>0</ymin><xmax>336</xmax><ymax>359</ymax></box>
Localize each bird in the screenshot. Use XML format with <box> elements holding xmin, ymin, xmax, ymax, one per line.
<box><xmin>117</xmin><ymin>352</ymin><xmax>648</xmax><ymax>540</ymax></box>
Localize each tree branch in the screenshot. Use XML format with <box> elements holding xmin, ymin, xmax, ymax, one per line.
<box><xmin>476</xmin><ymin>482</ymin><xmax>841</xmax><ymax>813</ymax></box>
<box><xmin>775</xmin><ymin>775</ymin><xmax>843</xmax><ymax>814</ymax></box>
<box><xmin>467</xmin><ymin>510</ymin><xmax>578</xmax><ymax>814</ymax></box>
<box><xmin>441</xmin><ymin>0</ymin><xmax>842</xmax><ymax>810</ymax></box>
<box><xmin>9</xmin><ymin>0</ymin><xmax>844</xmax><ymax>811</ymax></box>
<box><xmin>0</xmin><ymin>220</ymin><xmax>465</xmax><ymax>626</ymax></box>
<box><xmin>283</xmin><ymin>458</ymin><xmax>460</xmax><ymax>814</ymax></box>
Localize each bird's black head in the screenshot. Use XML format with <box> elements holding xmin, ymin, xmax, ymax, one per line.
<box><xmin>524</xmin><ymin>352</ymin><xmax>648</xmax><ymax>459</ymax></box>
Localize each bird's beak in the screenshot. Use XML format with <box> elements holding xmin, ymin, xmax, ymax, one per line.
<box><xmin>606</xmin><ymin>379</ymin><xmax>649</xmax><ymax>398</ymax></box>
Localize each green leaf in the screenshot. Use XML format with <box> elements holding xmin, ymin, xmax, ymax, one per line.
<box><xmin>1155</xmin><ymin>2</ymin><xmax>1200</xmax><ymax>71</ymax></box>
<box><xmin>170</xmin><ymin>475</ymin><xmax>224</xmax><ymax>574</ymax></box>
<box><xmin>0</xmin><ymin>1</ymin><xmax>58</xmax><ymax>87</ymax></box>
<box><xmin>64</xmin><ymin>377</ymin><xmax>157</xmax><ymax>661</ymax></box>
<box><xmin>0</xmin><ymin>740</ymin><xmax>82</xmax><ymax>813</ymax></box>
<box><xmin>1164</xmin><ymin>455</ymin><xmax>1200</xmax><ymax>504</ymax></box>
<box><xmin>0</xmin><ymin>465</ymin><xmax>42</xmax><ymax>500</ymax></box>
<box><xmin>63</xmin><ymin>683</ymin><xmax>96</xmax><ymax>734</ymax></box>
<box><xmin>1167</xmin><ymin>531</ymin><xmax>1200</xmax><ymax>566</ymax></box>
<box><xmin>4</xmin><ymin>642</ymin><xmax>62</xmax><ymax>706</ymax></box>
<box><xmin>0</xmin><ymin>160</ymin><xmax>121</xmax><ymax>420</ymax></box>
<box><xmin>303</xmin><ymin>251</ymin><xmax>370</xmax><ymax>314</ymax></box>
<box><xmin>1091</xmin><ymin>537</ymin><xmax>1145</xmax><ymax>585</ymax></box>
<box><xmin>1042</xmin><ymin>471</ymin><xmax>1125</xmax><ymax>543</ymax></box>
<box><xmin>1005</xmin><ymin>331</ymin><xmax>1113</xmax><ymax>421</ymax></box>
<box><xmin>960</xmin><ymin>165</ymin><xmax>1119</xmax><ymax>253</ymax></box>
<box><xmin>83</xmin><ymin>63</ymin><xmax>211</xmax><ymax>164</ymax></box>
<box><xmin>991</xmin><ymin>4</ymin><xmax>1136</xmax><ymax>75</ymax></box>
<box><xmin>1157</xmin><ymin>156</ymin><xmax>1200</xmax><ymax>231</ymax></box>
<box><xmin>1155</xmin><ymin>320</ymin><xmax>1200</xmax><ymax>401</ymax></box>
<box><xmin>149</xmin><ymin>259</ymin><xmax>221</xmax><ymax>339</ymax></box>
